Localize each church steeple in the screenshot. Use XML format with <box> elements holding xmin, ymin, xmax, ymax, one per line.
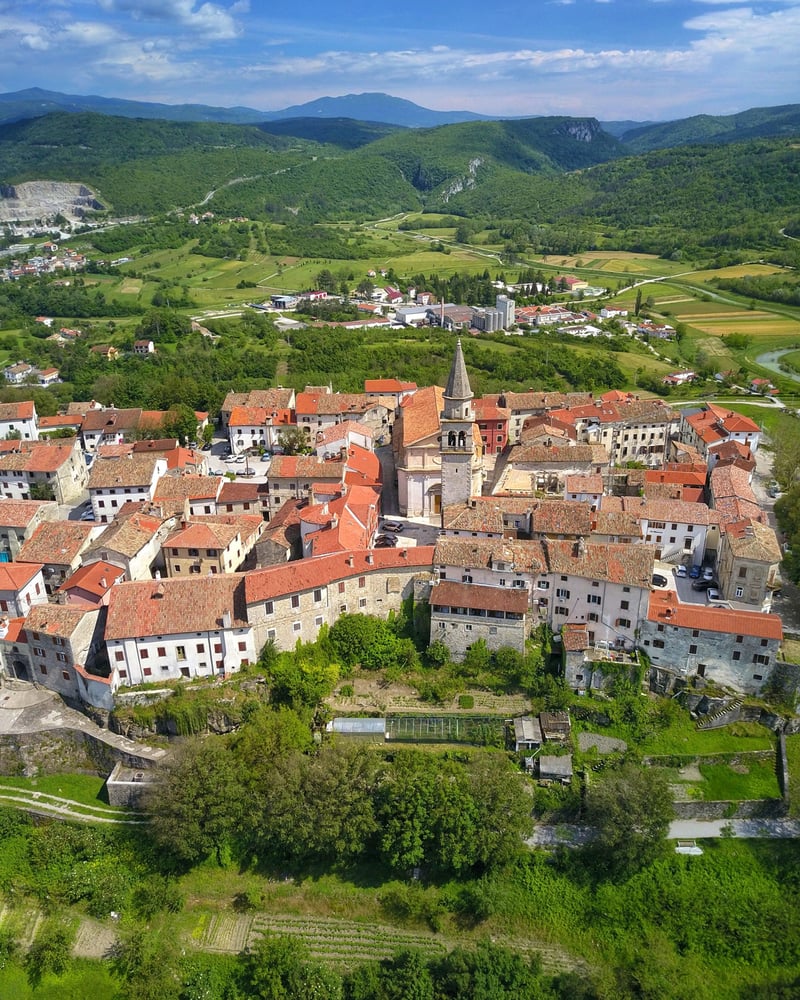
<box><xmin>440</xmin><ymin>339</ymin><xmax>478</xmax><ymax>513</ymax></box>
<box><xmin>444</xmin><ymin>338</ymin><xmax>472</xmax><ymax>408</ymax></box>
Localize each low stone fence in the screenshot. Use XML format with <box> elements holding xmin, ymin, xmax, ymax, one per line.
<box><xmin>0</xmin><ymin>729</ymin><xmax>161</xmax><ymax>777</ymax></box>
<box><xmin>673</xmin><ymin>798</ymin><xmax>787</xmax><ymax>821</ymax></box>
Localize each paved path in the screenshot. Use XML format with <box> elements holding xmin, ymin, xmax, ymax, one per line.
<box><xmin>528</xmin><ymin>817</ymin><xmax>800</xmax><ymax>848</ymax></box>
<box><xmin>0</xmin><ymin>783</ymin><xmax>148</xmax><ymax>824</ymax></box>
<box><xmin>0</xmin><ymin>682</ymin><xmax>167</xmax><ymax>764</ymax></box>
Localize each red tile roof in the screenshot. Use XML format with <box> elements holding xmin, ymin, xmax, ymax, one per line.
<box><xmin>105</xmin><ymin>574</ymin><xmax>248</xmax><ymax>639</ymax></box>
<box><xmin>244</xmin><ymin>547</ymin><xmax>435</xmax><ymax>604</ymax></box>
<box><xmin>648</xmin><ymin>589</ymin><xmax>782</xmax><ymax>640</ymax></box>
<box><xmin>430</xmin><ymin>579</ymin><xmax>528</xmax><ymax>614</ymax></box>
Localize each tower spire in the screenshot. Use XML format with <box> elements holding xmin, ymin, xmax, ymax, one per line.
<box><xmin>444</xmin><ymin>338</ymin><xmax>472</xmax><ymax>403</ymax></box>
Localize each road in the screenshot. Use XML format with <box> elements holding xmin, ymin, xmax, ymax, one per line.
<box><xmin>527</xmin><ymin>817</ymin><xmax>800</xmax><ymax>848</ymax></box>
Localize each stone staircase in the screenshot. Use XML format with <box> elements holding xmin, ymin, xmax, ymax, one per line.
<box><xmin>695</xmin><ymin>699</ymin><xmax>743</xmax><ymax>730</ymax></box>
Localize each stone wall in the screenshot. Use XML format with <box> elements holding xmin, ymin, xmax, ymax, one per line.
<box><xmin>0</xmin><ymin>729</ymin><xmax>159</xmax><ymax>777</ymax></box>
<box><xmin>673</xmin><ymin>798</ymin><xmax>787</xmax><ymax>820</ymax></box>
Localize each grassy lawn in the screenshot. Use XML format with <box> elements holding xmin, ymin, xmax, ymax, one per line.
<box><xmin>0</xmin><ymin>773</ymin><xmax>108</xmax><ymax>807</ymax></box>
<box><xmin>697</xmin><ymin>758</ymin><xmax>782</xmax><ymax>801</ymax></box>
<box><xmin>0</xmin><ymin>960</ymin><xmax>116</xmax><ymax>1000</ymax></box>
<box><xmin>640</xmin><ymin>718</ymin><xmax>775</xmax><ymax>756</ymax></box>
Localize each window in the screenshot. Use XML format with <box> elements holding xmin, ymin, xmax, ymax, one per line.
<box><xmin>174</xmin><ymin>565</ymin><xmax>182</xmax><ymax>574</ymax></box>
<box><xmin>188</xmin><ymin>548</ymin><xmax>199</xmax><ymax>557</ymax></box>
<box><xmin>196</xmin><ymin>643</ymin><xmax>204</xmax><ymax>653</ymax></box>
<box><xmin>32</xmin><ymin>646</ymin><xmax>45</xmax><ymax>657</ymax></box>
<box><xmin>560</xmin><ymin>575</ymin><xmax>568</xmax><ymax>582</ymax></box>
<box><xmin>652</xmin><ymin>639</ymin><xmax>665</xmax><ymax>649</ymax></box>
<box><xmin>291</xmin><ymin>595</ymin><xmax>300</xmax><ymax>609</ymax></box>
<box><xmin>157</xmin><ymin>646</ymin><xmax>166</xmax><ymax>657</ymax></box>
<box><xmin>692</xmin><ymin>630</ymin><xmax>699</xmax><ymax>638</ymax></box>
<box><xmin>761</xmin><ymin>639</ymin><xmax>769</xmax><ymax>647</ymax></box>
<box><xmin>115</xmin><ymin>650</ymin><xmax>125</xmax><ymax>662</ymax></box>
<box><xmin>465</xmin><ymin>623</ymin><xmax>473</xmax><ymax>631</ymax></box>
<box><xmin>338</xmin><ymin>581</ymin><xmax>346</xmax><ymax>594</ymax></box>
<box><xmin>214</xmin><ymin>643</ymin><xmax>222</xmax><ymax>654</ymax></box>
<box><xmin>617</xmin><ymin>618</ymin><xmax>631</xmax><ymax>629</ymax></box>
<box><xmin>753</xmin><ymin>673</ymin><xmax>763</xmax><ymax>681</ymax></box>
<box><xmin>39</xmin><ymin>664</ymin><xmax>47</xmax><ymax>675</ymax></box>
<box><xmin>537</xmin><ymin>581</ymin><xmax>549</xmax><ymax>590</ymax></box>
<box><xmin>140</xmin><ymin>649</ymin><xmax>149</xmax><ymax>659</ymax></box>
<box><xmin>588</xmin><ymin>612</ymin><xmax>599</xmax><ymax>623</ymax></box>
<box><xmin>738</xmin><ymin>567</ymin><xmax>747</xmax><ymax>579</ymax></box>
<box><xmin>313</xmin><ymin>589</ymin><xmax>322</xmax><ymax>603</ymax></box>
<box><xmin>293</xmin><ymin>621</ymin><xmax>302</xmax><ymax>632</ymax></box>
<box><xmin>671</xmin><ymin>523</ymin><xmax>678</xmax><ymax>531</ymax></box>
<box><xmin>176</xmin><ymin>646</ymin><xmax>186</xmax><ymax>660</ymax></box>
<box><xmin>556</xmin><ymin>588</ymin><xmax>570</xmax><ymax>599</ymax></box>
<box><xmin>359</xmin><ymin>597</ymin><xmax>367</xmax><ymax>608</ymax></box>
<box><xmin>735</xmin><ymin>635</ymin><xmax>743</xmax><ymax>644</ymax></box>
<box><xmin>238</xmin><ymin>641</ymin><xmax>247</xmax><ymax>652</ymax></box>
<box><xmin>623</xmin><ymin>586</ymin><xmax>630</xmax><ymax>593</ymax></box>
<box><xmin>735</xmin><ymin>587</ymin><xmax>743</xmax><ymax>598</ymax></box>
<box><xmin>340</xmin><ymin>604</ymin><xmax>347</xmax><ymax>613</ymax></box>
<box><xmin>143</xmin><ymin>667</ymin><xmax>152</xmax><ymax>676</ymax></box>
<box><xmin>587</xmin><ymin>594</ymin><xmax>601</xmax><ymax>605</ymax></box>
<box><xmin>732</xmin><ymin>651</ymin><xmax>741</xmax><ymax>661</ymax></box>
<box><xmin>56</xmin><ymin>653</ymin><xmax>68</xmax><ymax>663</ymax></box>
<box><xmin>62</xmin><ymin>670</ymin><xmax>70</xmax><ymax>681</ymax></box>
<box><xmin>265</xmin><ymin>601</ymin><xmax>274</xmax><ymax>615</ymax></box>
<box><xmin>591</xmin><ymin>581</ymin><xmax>600</xmax><ymax>588</ymax></box>
<box><xmin>358</xmin><ymin>576</ymin><xmax>366</xmax><ymax>588</ymax></box>
<box><xmin>752</xmin><ymin>654</ymin><xmax>769</xmax><ymax>666</ymax></box>
<box><xmin>315</xmin><ymin>616</ymin><xmax>323</xmax><ymax>628</ymax></box>
<box><xmin>620</xmin><ymin>600</ymin><xmax>630</xmax><ymax>611</ymax></box>
<box><xmin>555</xmin><ymin>606</ymin><xmax>568</xmax><ymax>616</ymax></box>
<box><xmin>267</xmin><ymin>629</ymin><xmax>276</xmax><ymax>640</ymax></box>
<box><xmin>689</xmin><ymin>644</ymin><xmax>698</xmax><ymax>654</ymax></box>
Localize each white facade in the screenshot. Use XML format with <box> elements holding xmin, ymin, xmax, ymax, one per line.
<box><xmin>108</xmin><ymin>625</ymin><xmax>256</xmax><ymax>686</ymax></box>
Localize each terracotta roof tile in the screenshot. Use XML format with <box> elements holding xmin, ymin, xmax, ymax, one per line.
<box><xmin>106</xmin><ymin>574</ymin><xmax>248</xmax><ymax>639</ymax></box>
<box><xmin>648</xmin><ymin>589</ymin><xmax>781</xmax><ymax>640</ymax></box>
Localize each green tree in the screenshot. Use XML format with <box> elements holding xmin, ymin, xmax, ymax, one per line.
<box><xmin>584</xmin><ymin>762</ymin><xmax>673</xmax><ymax>878</ymax></box>
<box><xmin>162</xmin><ymin>402</ymin><xmax>198</xmax><ymax>445</ymax></box>
<box><xmin>25</xmin><ymin>918</ymin><xmax>74</xmax><ymax>986</ymax></box>
<box><xmin>772</xmin><ymin>415</ymin><xmax>800</xmax><ymax>491</ymax></box>
<box><xmin>240</xmin><ymin>935</ymin><xmax>343</xmax><ymax>1000</ymax></box>
<box><xmin>276</xmin><ymin>425</ymin><xmax>312</xmax><ymax>455</ymax></box>
<box><xmin>147</xmin><ymin>737</ymin><xmax>243</xmax><ymax>865</ymax></box>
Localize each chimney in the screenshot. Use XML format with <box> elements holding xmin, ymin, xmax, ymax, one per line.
<box><xmin>401</xmin><ymin>548</ymin><xmax>408</xmax><ymax>559</ymax></box>
<box><xmin>347</xmin><ymin>555</ymin><xmax>354</xmax><ymax>566</ymax></box>
<box><xmin>99</xmin><ymin>577</ymin><xmax>107</xmax><ymax>589</ymax></box>
<box><xmin>366</xmin><ymin>553</ymin><xmax>374</xmax><ymax>564</ymax></box>
<box><xmin>222</xmin><ymin>609</ymin><xmax>232</xmax><ymax>628</ymax></box>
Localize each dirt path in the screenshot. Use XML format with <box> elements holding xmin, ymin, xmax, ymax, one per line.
<box><xmin>0</xmin><ymin>784</ymin><xmax>147</xmax><ymax>824</ymax></box>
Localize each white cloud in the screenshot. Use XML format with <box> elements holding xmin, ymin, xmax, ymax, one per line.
<box><xmin>97</xmin><ymin>0</ymin><xmax>240</xmax><ymax>39</ymax></box>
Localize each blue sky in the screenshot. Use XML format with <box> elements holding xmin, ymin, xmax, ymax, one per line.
<box><xmin>0</xmin><ymin>0</ymin><xmax>798</xmax><ymax>120</ymax></box>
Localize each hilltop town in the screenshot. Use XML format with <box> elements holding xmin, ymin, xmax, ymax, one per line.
<box><xmin>0</xmin><ymin>339</ymin><xmax>792</xmax><ymax>717</ymax></box>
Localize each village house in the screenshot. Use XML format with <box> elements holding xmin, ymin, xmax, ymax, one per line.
<box><xmin>0</xmin><ymin>562</ymin><xmax>48</xmax><ymax>616</ymax></box>
<box><xmin>493</xmin><ymin>442</ymin><xmax>609</xmax><ymax>496</ymax></box>
<box><xmin>161</xmin><ymin>514</ymin><xmax>264</xmax><ymax>578</ymax></box>
<box><xmin>0</xmin><ymin>440</ymin><xmax>88</xmax><ymax>503</ymax></box>
<box><xmin>104</xmin><ymin>574</ymin><xmax>256</xmax><ymax>686</ymax></box>
<box><xmin>679</xmin><ymin>404</ymin><xmax>762</xmax><ymax>463</ymax></box>
<box><xmin>0</xmin><ymin>499</ymin><xmax>58</xmax><ymax>559</ymax></box>
<box><xmin>642</xmin><ymin>589</ymin><xmax>782</xmax><ymax>696</ymax></box>
<box><xmin>266</xmin><ymin>454</ymin><xmax>346</xmax><ymax>515</ymax></box>
<box><xmin>82</xmin><ymin>504</ymin><xmax>178</xmax><ymax>581</ymax></box>
<box><xmin>7</xmin><ymin>603</ymin><xmax>106</xmax><ymax>706</ymax></box>
<box><xmin>244</xmin><ymin>547</ymin><xmax>435</xmax><ymax>652</ymax></box>
<box><xmin>87</xmin><ymin>454</ymin><xmax>167</xmax><ymax>522</ymax></box>
<box><xmin>294</xmin><ymin>387</ymin><xmax>392</xmax><ymax>439</ymax></box>
<box><xmin>499</xmin><ymin>391</ymin><xmax>593</xmax><ymax>445</ymax></box>
<box><xmin>298</xmin><ymin>485</ymin><xmax>380</xmax><ymax>557</ymax></box>
<box><xmin>715</xmin><ymin>518</ymin><xmax>782</xmax><ymax>611</ymax></box>
<box><xmin>472</xmin><ymin>396</ymin><xmax>511</xmax><ymax>456</ymax></box>
<box><xmin>0</xmin><ymin>400</ymin><xmax>39</xmax><ymax>441</ymax></box>
<box><xmin>15</xmin><ymin>520</ymin><xmax>99</xmax><ymax>595</ymax></box>
<box><xmin>56</xmin><ymin>561</ymin><xmax>125</xmax><ymax>608</ymax></box>
<box><xmin>133</xmin><ymin>339</ymin><xmax>156</xmax><ymax>355</ymax></box>
<box><xmin>220</xmin><ymin>387</ymin><xmax>296</xmax><ymax>430</ymax></box>
<box><xmin>152</xmin><ymin>474</ymin><xmax>223</xmax><ymax>517</ymax></box>
<box><xmin>216</xmin><ymin>480</ymin><xmax>269</xmax><ymax>519</ymax></box>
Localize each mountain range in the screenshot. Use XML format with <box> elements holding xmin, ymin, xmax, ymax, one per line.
<box><xmin>2</xmin><ymin>87</ymin><xmax>798</xmax><ymax>152</ymax></box>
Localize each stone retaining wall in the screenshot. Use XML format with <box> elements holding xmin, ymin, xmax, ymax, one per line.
<box><xmin>673</xmin><ymin>798</ymin><xmax>787</xmax><ymax>820</ymax></box>
<box><xmin>0</xmin><ymin>729</ymin><xmax>161</xmax><ymax>777</ymax></box>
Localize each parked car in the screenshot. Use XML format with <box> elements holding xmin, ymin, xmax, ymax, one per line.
<box><xmin>382</xmin><ymin>521</ymin><xmax>404</xmax><ymax>533</ymax></box>
<box><xmin>651</xmin><ymin>573</ymin><xmax>668</xmax><ymax>588</ymax></box>
<box><xmin>706</xmin><ymin>588</ymin><xmax>722</xmax><ymax>602</ymax></box>
<box><xmin>691</xmin><ymin>578</ymin><xmax>717</xmax><ymax>591</ymax></box>
<box><xmin>80</xmin><ymin>509</ymin><xmax>96</xmax><ymax>521</ymax></box>
<box><xmin>234</xmin><ymin>455</ymin><xmax>246</xmax><ymax>464</ymax></box>
<box><xmin>375</xmin><ymin>534</ymin><xmax>398</xmax><ymax>547</ymax></box>
<box><xmin>689</xmin><ymin>565</ymin><xmax>702</xmax><ymax>579</ymax></box>
<box><xmin>675</xmin><ymin>565</ymin><xmax>687</xmax><ymax>578</ymax></box>
<box><xmin>703</xmin><ymin>566</ymin><xmax>714</xmax><ymax>580</ymax></box>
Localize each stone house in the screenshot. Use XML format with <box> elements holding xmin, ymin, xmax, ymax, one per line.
<box><xmin>0</xmin><ymin>499</ymin><xmax>58</xmax><ymax>559</ymax></box>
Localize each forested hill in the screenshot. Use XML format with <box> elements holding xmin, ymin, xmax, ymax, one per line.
<box><xmin>620</xmin><ymin>103</ymin><xmax>800</xmax><ymax>152</ymax></box>
<box><xmin>1</xmin><ymin>110</ymin><xmax>799</xmax><ymax>250</ymax></box>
